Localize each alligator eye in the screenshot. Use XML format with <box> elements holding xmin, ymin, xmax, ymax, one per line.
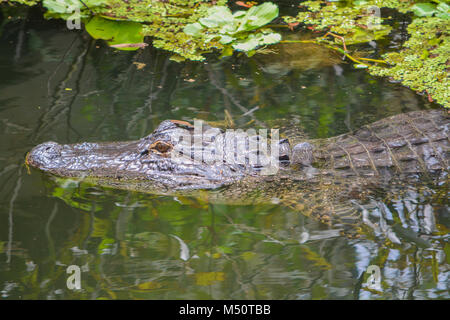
<box><xmin>150</xmin><ymin>141</ymin><xmax>173</xmax><ymax>155</ymax></box>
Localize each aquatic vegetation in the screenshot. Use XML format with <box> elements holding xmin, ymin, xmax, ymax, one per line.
<box><xmin>6</xmin><ymin>0</ymin><xmax>280</xmax><ymax>59</ymax></box>
<box><xmin>8</xmin><ymin>0</ymin><xmax>230</xmax><ymax>57</ymax></box>
<box><xmin>7</xmin><ymin>0</ymin><xmax>40</xmax><ymax>5</ymax></box>
<box><xmin>85</xmin><ymin>16</ymin><xmax>145</xmax><ymax>51</ymax></box>
<box><xmin>283</xmin><ymin>0</ymin><xmax>450</xmax><ymax>107</ymax></box>
<box><xmin>95</xmin><ymin>0</ymin><xmax>230</xmax><ymax>59</ymax></box>
<box><xmin>369</xmin><ymin>17</ymin><xmax>450</xmax><ymax>107</ymax></box>
<box><xmin>183</xmin><ymin>2</ymin><xmax>281</xmax><ymax>57</ymax></box>
<box><xmin>42</xmin><ymin>0</ymin><xmax>108</xmax><ymax>19</ymax></box>
<box><xmin>3</xmin><ymin>0</ymin><xmax>449</xmax><ymax>106</ymax></box>
<box><xmin>282</xmin><ymin>0</ymin><xmax>393</xmax><ymax>45</ymax></box>
<box><xmin>411</xmin><ymin>2</ymin><xmax>449</xmax><ymax>19</ymax></box>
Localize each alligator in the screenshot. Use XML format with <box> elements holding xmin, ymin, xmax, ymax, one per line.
<box><xmin>27</xmin><ymin>110</ymin><xmax>449</xmax><ymax>239</ymax></box>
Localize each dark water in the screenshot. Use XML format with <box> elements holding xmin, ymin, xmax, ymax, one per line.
<box><xmin>0</xmin><ymin>8</ymin><xmax>449</xmax><ymax>299</ymax></box>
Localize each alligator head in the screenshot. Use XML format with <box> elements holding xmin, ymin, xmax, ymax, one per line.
<box><xmin>27</xmin><ymin>120</ymin><xmax>292</xmax><ymax>190</ymax></box>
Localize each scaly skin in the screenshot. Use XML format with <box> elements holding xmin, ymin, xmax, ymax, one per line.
<box><xmin>27</xmin><ymin>110</ymin><xmax>449</xmax><ymax>238</ymax></box>
<box><xmin>309</xmin><ymin>110</ymin><xmax>449</xmax><ymax>174</ymax></box>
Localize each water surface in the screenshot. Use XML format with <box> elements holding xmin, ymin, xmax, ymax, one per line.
<box><xmin>0</xmin><ymin>9</ymin><xmax>448</xmax><ymax>299</ymax></box>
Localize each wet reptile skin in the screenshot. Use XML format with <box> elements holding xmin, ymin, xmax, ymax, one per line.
<box><xmin>27</xmin><ymin>110</ymin><xmax>449</xmax><ymax>238</ymax></box>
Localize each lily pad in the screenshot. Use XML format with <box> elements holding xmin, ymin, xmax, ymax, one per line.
<box><xmin>85</xmin><ymin>16</ymin><xmax>144</xmax><ymax>51</ymax></box>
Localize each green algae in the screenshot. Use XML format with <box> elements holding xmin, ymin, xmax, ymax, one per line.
<box><xmin>282</xmin><ymin>1</ymin><xmax>393</xmax><ymax>45</ymax></box>
<box><xmin>369</xmin><ymin>17</ymin><xmax>450</xmax><ymax>107</ymax></box>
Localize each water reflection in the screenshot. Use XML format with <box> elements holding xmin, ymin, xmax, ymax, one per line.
<box><xmin>0</xmin><ymin>9</ymin><xmax>448</xmax><ymax>300</ymax></box>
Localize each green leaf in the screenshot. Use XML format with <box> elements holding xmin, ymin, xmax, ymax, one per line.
<box><xmin>199</xmin><ymin>6</ymin><xmax>234</xmax><ymax>28</ymax></box>
<box><xmin>236</xmin><ymin>2</ymin><xmax>279</xmax><ymax>32</ymax></box>
<box><xmin>232</xmin><ymin>32</ymin><xmax>281</xmax><ymax>52</ymax></box>
<box><xmin>43</xmin><ymin>0</ymin><xmax>78</xmax><ymax>13</ymax></box>
<box><xmin>437</xmin><ymin>2</ymin><xmax>450</xmax><ymax>12</ymax></box>
<box><xmin>233</xmin><ymin>10</ymin><xmax>247</xmax><ymax>19</ymax></box>
<box><xmin>184</xmin><ymin>22</ymin><xmax>203</xmax><ymax>37</ymax></box>
<box><xmin>219</xmin><ymin>35</ymin><xmax>235</xmax><ymax>44</ymax></box>
<box><xmin>219</xmin><ymin>45</ymin><xmax>234</xmax><ymax>58</ymax></box>
<box><xmin>83</xmin><ymin>0</ymin><xmax>107</xmax><ymax>6</ymax></box>
<box><xmin>219</xmin><ymin>23</ymin><xmax>240</xmax><ymax>35</ymax></box>
<box><xmin>85</xmin><ymin>16</ymin><xmax>144</xmax><ymax>51</ymax></box>
<box><xmin>258</xmin><ymin>32</ymin><xmax>281</xmax><ymax>45</ymax></box>
<box><xmin>353</xmin><ymin>0</ymin><xmax>369</xmax><ymax>6</ymax></box>
<box><xmin>411</xmin><ymin>3</ymin><xmax>438</xmax><ymax>17</ymax></box>
<box><xmin>435</xmin><ymin>12</ymin><xmax>450</xmax><ymax>19</ymax></box>
<box><xmin>233</xmin><ymin>37</ymin><xmax>260</xmax><ymax>51</ymax></box>
<box><xmin>436</xmin><ymin>2</ymin><xmax>450</xmax><ymax>19</ymax></box>
<box><xmin>203</xmin><ymin>34</ymin><xmax>220</xmax><ymax>43</ymax></box>
<box><xmin>43</xmin><ymin>0</ymin><xmax>106</xmax><ymax>13</ymax></box>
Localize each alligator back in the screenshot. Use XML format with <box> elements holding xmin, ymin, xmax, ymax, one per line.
<box><xmin>310</xmin><ymin>110</ymin><xmax>449</xmax><ymax>176</ymax></box>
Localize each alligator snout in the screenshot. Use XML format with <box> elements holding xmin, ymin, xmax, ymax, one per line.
<box><xmin>27</xmin><ymin>141</ymin><xmax>63</xmax><ymax>169</ymax></box>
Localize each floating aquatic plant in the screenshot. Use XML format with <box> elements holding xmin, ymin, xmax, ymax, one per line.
<box><xmin>282</xmin><ymin>0</ymin><xmax>393</xmax><ymax>45</ymax></box>
<box><xmin>42</xmin><ymin>0</ymin><xmax>108</xmax><ymax>19</ymax></box>
<box><xmin>12</xmin><ymin>0</ymin><xmax>230</xmax><ymax>56</ymax></box>
<box><xmin>3</xmin><ymin>0</ymin><xmax>449</xmax><ymax>107</ymax></box>
<box><xmin>369</xmin><ymin>17</ymin><xmax>449</xmax><ymax>108</ymax></box>
<box><xmin>411</xmin><ymin>2</ymin><xmax>449</xmax><ymax>19</ymax></box>
<box><xmin>282</xmin><ymin>0</ymin><xmax>450</xmax><ymax>108</ymax></box>
<box><xmin>37</xmin><ymin>0</ymin><xmax>281</xmax><ymax>58</ymax></box>
<box><xmin>183</xmin><ymin>2</ymin><xmax>281</xmax><ymax>58</ymax></box>
<box><xmin>85</xmin><ymin>16</ymin><xmax>145</xmax><ymax>51</ymax></box>
<box><xmin>7</xmin><ymin>0</ymin><xmax>40</xmax><ymax>5</ymax></box>
<box><xmin>96</xmin><ymin>0</ymin><xmax>229</xmax><ymax>59</ymax></box>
